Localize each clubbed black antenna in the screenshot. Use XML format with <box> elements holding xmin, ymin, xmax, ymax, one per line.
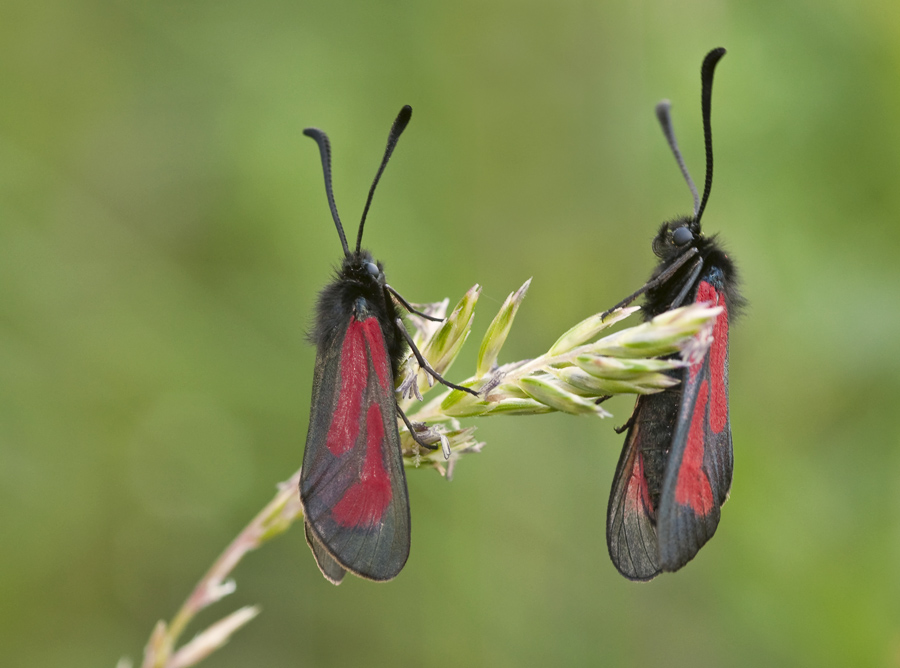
<box><xmin>656</xmin><ymin>100</ymin><xmax>700</xmax><ymax>217</ymax></box>
<box><xmin>695</xmin><ymin>47</ymin><xmax>726</xmax><ymax>225</ymax></box>
<box><xmin>356</xmin><ymin>105</ymin><xmax>413</xmax><ymax>254</ymax></box>
<box><xmin>303</xmin><ymin>127</ymin><xmax>350</xmax><ymax>257</ymax></box>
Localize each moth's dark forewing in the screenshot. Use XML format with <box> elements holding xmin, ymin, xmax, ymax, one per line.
<box><xmin>607</xmin><ymin>387</ymin><xmax>681</xmax><ymax>581</ymax></box>
<box><xmin>304</xmin><ymin>521</ymin><xmax>346</xmax><ymax>584</ymax></box>
<box><xmin>656</xmin><ymin>264</ymin><xmax>733</xmax><ymax>572</ymax></box>
<box><xmin>300</xmin><ymin>298</ymin><xmax>411</xmax><ymax>582</ymax></box>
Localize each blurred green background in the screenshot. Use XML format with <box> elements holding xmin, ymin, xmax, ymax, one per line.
<box><xmin>3</xmin><ymin>0</ymin><xmax>900</xmax><ymax>666</ymax></box>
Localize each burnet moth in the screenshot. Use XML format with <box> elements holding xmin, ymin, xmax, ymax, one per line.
<box><xmin>605</xmin><ymin>48</ymin><xmax>745</xmax><ymax>580</ymax></box>
<box><xmin>300</xmin><ymin>105</ymin><xmax>477</xmax><ymax>584</ymax></box>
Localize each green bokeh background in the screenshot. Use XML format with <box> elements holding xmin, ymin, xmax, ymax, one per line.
<box><xmin>3</xmin><ymin>1</ymin><xmax>900</xmax><ymax>666</ymax></box>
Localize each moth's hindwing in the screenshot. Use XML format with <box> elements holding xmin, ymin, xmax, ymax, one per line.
<box><xmin>607</xmin><ymin>387</ymin><xmax>679</xmax><ymax>581</ymax></box>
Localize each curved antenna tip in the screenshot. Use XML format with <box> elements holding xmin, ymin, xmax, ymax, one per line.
<box><xmin>655</xmin><ymin>99</ymin><xmax>700</xmax><ymax>217</ymax></box>
<box><xmin>354</xmin><ymin>105</ymin><xmax>414</xmax><ymax>253</ymax></box>
<box><xmin>695</xmin><ymin>47</ymin><xmax>727</xmax><ymax>225</ymax></box>
<box><xmin>304</xmin><ymin>126</ymin><xmax>350</xmax><ymax>256</ymax></box>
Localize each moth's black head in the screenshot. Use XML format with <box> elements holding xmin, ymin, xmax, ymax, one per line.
<box><xmin>652</xmin><ymin>215</ymin><xmax>701</xmax><ymax>261</ymax></box>
<box><xmin>341</xmin><ymin>249</ymin><xmax>386</xmax><ymax>289</ymax></box>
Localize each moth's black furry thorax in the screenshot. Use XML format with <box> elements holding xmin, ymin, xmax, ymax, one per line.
<box><xmin>309</xmin><ymin>249</ymin><xmax>405</xmax><ymax>376</ymax></box>
<box><xmin>644</xmin><ymin>216</ymin><xmax>745</xmax><ymax>319</ymax></box>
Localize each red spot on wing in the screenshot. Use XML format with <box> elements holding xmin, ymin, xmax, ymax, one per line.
<box><xmin>332</xmin><ymin>403</ymin><xmax>393</xmax><ymax>527</ymax></box>
<box><xmin>624</xmin><ymin>450</ymin><xmax>653</xmax><ymax>515</ymax></box>
<box><xmin>674</xmin><ymin>380</ymin><xmax>715</xmax><ymax>516</ymax></box>
<box><xmin>326</xmin><ymin>318</ymin><xmax>367</xmax><ymax>456</ymax></box>
<box><xmin>360</xmin><ymin>317</ymin><xmax>391</xmax><ymax>390</ymax></box>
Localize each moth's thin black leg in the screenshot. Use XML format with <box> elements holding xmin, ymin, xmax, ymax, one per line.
<box><xmin>594</xmin><ymin>395</ymin><xmax>613</xmax><ymax>405</ymax></box>
<box><xmin>395</xmin><ymin>318</ymin><xmax>480</xmax><ymax>396</ymax></box>
<box><xmin>666</xmin><ymin>257</ymin><xmax>704</xmax><ymax>310</ymax></box>
<box><xmin>386</xmin><ymin>285</ymin><xmax>443</xmax><ymax>322</ymax></box>
<box><xmin>614</xmin><ymin>415</ymin><xmax>636</xmax><ymax>435</ymax></box>
<box><xmin>614</xmin><ymin>400</ymin><xmax>642</xmax><ymax>434</ymax></box>
<box><xmin>395</xmin><ymin>400</ymin><xmax>438</xmax><ymax>451</ymax></box>
<box><xmin>601</xmin><ymin>247</ymin><xmax>699</xmax><ymax>318</ymax></box>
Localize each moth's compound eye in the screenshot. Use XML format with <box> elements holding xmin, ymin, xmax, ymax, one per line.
<box><xmin>364</xmin><ymin>262</ymin><xmax>381</xmax><ymax>277</ymax></box>
<box><xmin>672</xmin><ymin>226</ymin><xmax>694</xmax><ymax>246</ymax></box>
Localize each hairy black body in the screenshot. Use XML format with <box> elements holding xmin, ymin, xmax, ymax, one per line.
<box><xmin>606</xmin><ymin>48</ymin><xmax>746</xmax><ymax>581</ymax></box>
<box><xmin>299</xmin><ymin>105</ymin><xmax>476</xmax><ymax>585</ymax></box>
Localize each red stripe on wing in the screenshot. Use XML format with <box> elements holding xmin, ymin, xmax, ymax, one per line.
<box><xmin>360</xmin><ymin>317</ymin><xmax>391</xmax><ymax>390</ymax></box>
<box><xmin>332</xmin><ymin>403</ymin><xmax>393</xmax><ymax>527</ymax></box>
<box><xmin>708</xmin><ymin>302</ymin><xmax>729</xmax><ymax>435</ymax></box>
<box><xmin>674</xmin><ymin>379</ymin><xmax>714</xmax><ymax>516</ymax></box>
<box><xmin>326</xmin><ymin>318</ymin><xmax>367</xmax><ymax>456</ymax></box>
<box><xmin>690</xmin><ymin>281</ymin><xmax>716</xmax><ymax>380</ymax></box>
<box><xmin>625</xmin><ymin>451</ymin><xmax>653</xmax><ymax>516</ymax></box>
<box><xmin>694</xmin><ymin>280</ymin><xmax>729</xmax><ymax>433</ymax></box>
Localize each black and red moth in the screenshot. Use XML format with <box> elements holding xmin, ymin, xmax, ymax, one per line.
<box><xmin>605</xmin><ymin>48</ymin><xmax>745</xmax><ymax>580</ymax></box>
<box><xmin>300</xmin><ymin>105</ymin><xmax>475</xmax><ymax>584</ymax></box>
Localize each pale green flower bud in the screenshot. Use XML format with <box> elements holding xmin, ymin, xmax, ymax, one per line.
<box><xmin>421</xmin><ymin>284</ymin><xmax>480</xmax><ymax>374</ymax></box>
<box><xmin>548</xmin><ymin>306</ymin><xmax>640</xmax><ymax>355</ymax></box>
<box><xmin>554</xmin><ymin>366</ymin><xmax>680</xmax><ymax>396</ymax></box>
<box><xmin>588</xmin><ymin>304</ymin><xmax>723</xmax><ymax>358</ymax></box>
<box><xmin>518</xmin><ymin>375</ymin><xmax>612</xmax><ymax>416</ymax></box>
<box><xmin>477</xmin><ymin>278</ymin><xmax>531</xmax><ymax>377</ymax></box>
